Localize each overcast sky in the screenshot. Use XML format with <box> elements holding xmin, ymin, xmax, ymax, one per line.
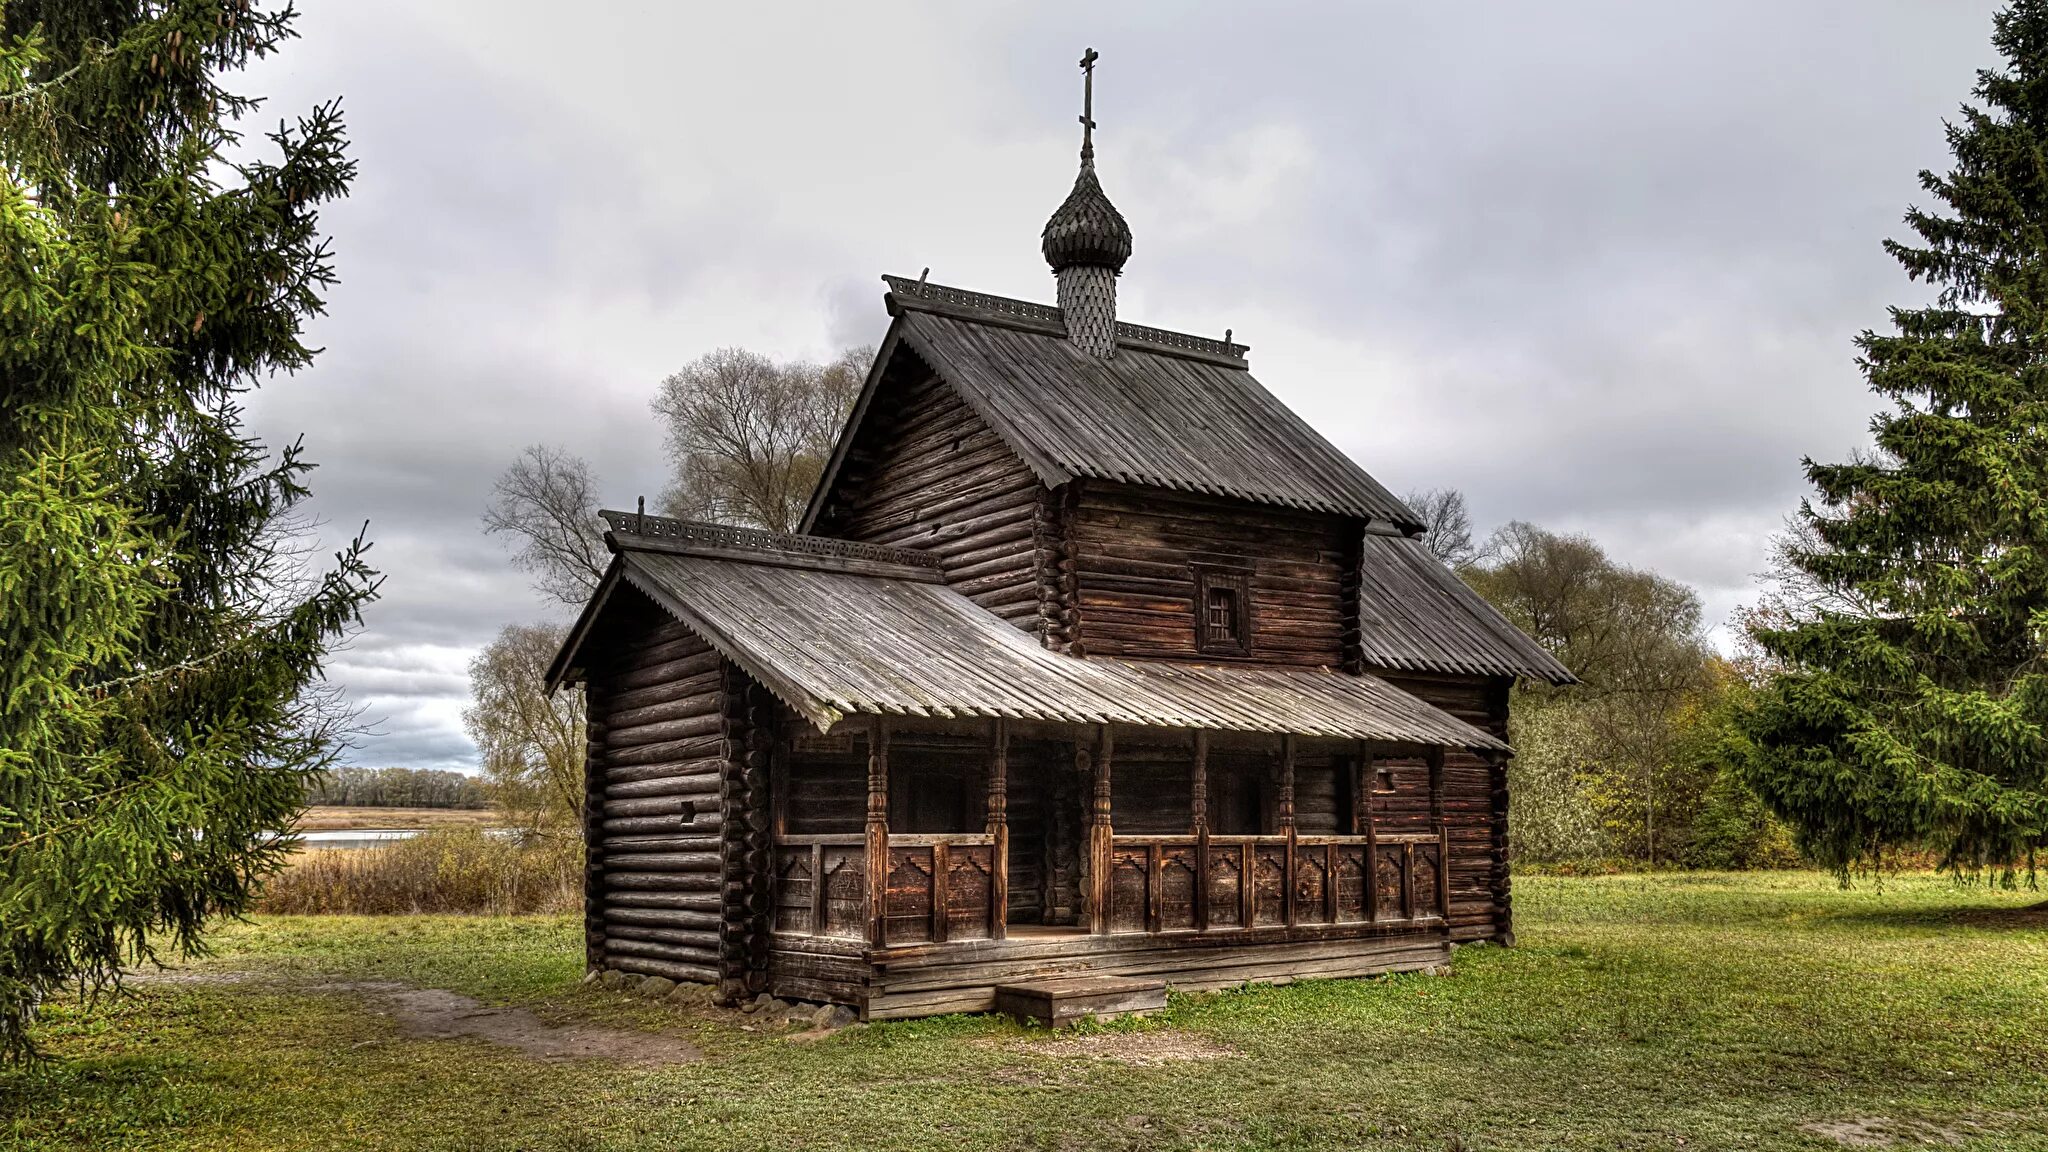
<box><xmin>239</xmin><ymin>1</ymin><xmax>2000</xmax><ymax>772</ymax></box>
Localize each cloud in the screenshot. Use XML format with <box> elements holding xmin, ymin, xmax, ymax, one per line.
<box><xmin>226</xmin><ymin>0</ymin><xmax>2000</xmax><ymax>768</ymax></box>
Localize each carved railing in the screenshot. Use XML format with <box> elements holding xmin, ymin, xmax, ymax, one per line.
<box><xmin>773</xmin><ymin>835</ymin><xmax>868</xmax><ymax>940</ymax></box>
<box><xmin>776</xmin><ymin>828</ymin><xmax>1446</xmax><ymax>944</ymax></box>
<box><xmin>1108</xmin><ymin>831</ymin><xmax>1447</xmax><ymax>935</ymax></box>
<box><xmin>773</xmin><ymin>833</ymin><xmax>998</xmax><ymax>945</ymax></box>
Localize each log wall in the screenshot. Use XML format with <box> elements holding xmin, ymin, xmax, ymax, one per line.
<box><xmin>583</xmin><ymin>597</ymin><xmax>728</xmax><ymax>989</ymax></box>
<box><xmin>1066</xmin><ymin>482</ymin><xmax>1351</xmax><ymax>665</ymax></box>
<box><xmin>1380</xmin><ymin>671</ymin><xmax>1514</xmax><ymax>945</ymax></box>
<box><xmin>723</xmin><ymin>669</ymin><xmax>775</xmax><ymax>1000</ymax></box>
<box><xmin>812</xmin><ymin>356</ymin><xmax>1045</xmax><ymax>632</ymax></box>
<box><xmin>782</xmin><ymin>746</ymin><xmax>865</xmax><ymax>836</ymax></box>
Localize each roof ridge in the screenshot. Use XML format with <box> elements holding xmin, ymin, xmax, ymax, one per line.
<box><xmin>882</xmin><ymin>275</ymin><xmax>1249</xmax><ymax>366</ymax></box>
<box><xmin>599</xmin><ymin>510</ymin><xmax>941</xmax><ymax>570</ymax></box>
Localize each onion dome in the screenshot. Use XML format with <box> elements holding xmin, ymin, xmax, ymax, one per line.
<box><xmin>1041</xmin><ymin>160</ymin><xmax>1133</xmax><ymax>273</ymax></box>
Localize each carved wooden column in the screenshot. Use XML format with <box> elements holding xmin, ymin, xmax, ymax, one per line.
<box><xmin>1191</xmin><ymin>729</ymin><xmax>1210</xmax><ymax>932</ymax></box>
<box><xmin>865</xmin><ymin>716</ymin><xmax>890</xmax><ymax>949</ymax></box>
<box><xmin>1279</xmin><ymin>733</ymin><xmax>1297</xmax><ymax>927</ymax></box>
<box><xmin>988</xmin><ymin>718</ymin><xmax>1010</xmax><ymax>941</ymax></box>
<box><xmin>1278</xmin><ymin>734</ymin><xmax>1297</xmax><ymax>832</ymax></box>
<box><xmin>1086</xmin><ymin>724</ymin><xmax>1114</xmax><ymax>935</ymax></box>
<box><xmin>1349</xmin><ymin>742</ymin><xmax>1368</xmax><ymax>836</ymax></box>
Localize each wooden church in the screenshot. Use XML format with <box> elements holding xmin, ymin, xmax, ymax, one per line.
<box><xmin>546</xmin><ymin>52</ymin><xmax>1571</xmax><ymax>1022</ymax></box>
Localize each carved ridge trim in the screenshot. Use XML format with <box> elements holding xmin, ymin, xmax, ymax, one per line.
<box><xmin>884</xmin><ymin>276</ymin><xmax>1249</xmax><ymax>361</ymax></box>
<box><xmin>601</xmin><ymin>510</ymin><xmax>941</xmax><ymax>570</ymax></box>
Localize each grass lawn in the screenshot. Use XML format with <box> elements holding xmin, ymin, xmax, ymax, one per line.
<box><xmin>5</xmin><ymin>872</ymin><xmax>2046</xmax><ymax>1151</ymax></box>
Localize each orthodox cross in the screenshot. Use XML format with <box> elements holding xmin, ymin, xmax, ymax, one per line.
<box><xmin>1078</xmin><ymin>47</ymin><xmax>1099</xmax><ymax>163</ymax></box>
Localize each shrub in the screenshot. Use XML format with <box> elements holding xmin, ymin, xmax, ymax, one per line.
<box><xmin>256</xmin><ymin>828</ymin><xmax>580</xmax><ymax>915</ymax></box>
<box><xmin>1505</xmin><ymin>697</ymin><xmax>1610</xmax><ymax>864</ymax></box>
<box><xmin>1685</xmin><ymin>768</ymin><xmax>1802</xmax><ymax>871</ymax></box>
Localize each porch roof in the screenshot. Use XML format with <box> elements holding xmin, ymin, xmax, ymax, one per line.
<box><xmin>567</xmin><ymin>531</ymin><xmax>1509</xmax><ymax>754</ymax></box>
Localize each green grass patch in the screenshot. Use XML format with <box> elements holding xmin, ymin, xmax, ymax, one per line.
<box><xmin>6</xmin><ymin>871</ymin><xmax>2046</xmax><ymax>1151</ymax></box>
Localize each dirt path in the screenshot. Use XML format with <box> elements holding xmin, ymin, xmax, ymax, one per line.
<box><xmin>134</xmin><ymin>969</ymin><xmax>701</xmax><ymax>1066</ymax></box>
<box><xmin>313</xmin><ymin>981</ymin><xmax>702</xmax><ymax>1065</ymax></box>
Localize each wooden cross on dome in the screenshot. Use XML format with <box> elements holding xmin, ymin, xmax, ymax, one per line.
<box><xmin>1079</xmin><ymin>47</ymin><xmax>1099</xmax><ymax>163</ymax></box>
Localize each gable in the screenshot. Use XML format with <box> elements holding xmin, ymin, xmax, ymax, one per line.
<box><xmin>545</xmin><ymin>567</ymin><xmax>688</xmax><ymax>691</ymax></box>
<box><xmin>792</xmin><ymin>277</ymin><xmax>1570</xmax><ymax>688</ymax></box>
<box><xmin>807</xmin><ymin>346</ymin><xmax>1044</xmax><ymax>630</ymax></box>
<box><xmin>803</xmin><ymin>278</ymin><xmax>1420</xmax><ymax>532</ymax></box>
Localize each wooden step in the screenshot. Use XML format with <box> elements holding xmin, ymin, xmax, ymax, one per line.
<box><xmin>993</xmin><ymin>976</ymin><xmax>1168</xmax><ymax>1028</ymax></box>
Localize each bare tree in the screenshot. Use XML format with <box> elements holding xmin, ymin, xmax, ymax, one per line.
<box><xmin>1405</xmin><ymin>486</ymin><xmax>1477</xmax><ymax>568</ymax></box>
<box><xmin>1469</xmin><ymin>521</ymin><xmax>1709</xmax><ymax>698</ymax></box>
<box><xmin>482</xmin><ymin>444</ymin><xmax>609</xmax><ymax>605</ymax></box>
<box><xmin>464</xmin><ymin>623</ymin><xmax>586</xmax><ymax>841</ymax></box>
<box><xmin>1465</xmin><ymin>521</ymin><xmax>1716</xmax><ymax>865</ymax></box>
<box><xmin>653</xmin><ymin>346</ymin><xmax>872</xmax><ymax>533</ymax></box>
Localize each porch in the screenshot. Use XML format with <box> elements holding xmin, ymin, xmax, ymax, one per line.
<box><xmin>765</xmin><ymin>716</ymin><xmax>1463</xmax><ymax>1018</ymax></box>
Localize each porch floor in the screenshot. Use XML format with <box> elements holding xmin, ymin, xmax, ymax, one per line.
<box><xmin>768</xmin><ymin>917</ymin><xmax>1451</xmax><ymax>1021</ymax></box>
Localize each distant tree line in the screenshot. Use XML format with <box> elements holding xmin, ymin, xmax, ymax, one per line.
<box><xmin>305</xmin><ymin>767</ymin><xmax>490</xmax><ymax>810</ymax></box>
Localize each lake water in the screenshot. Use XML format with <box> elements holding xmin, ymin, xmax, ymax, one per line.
<box><xmin>297</xmin><ymin>829</ymin><xmax>423</xmax><ymax>851</ymax></box>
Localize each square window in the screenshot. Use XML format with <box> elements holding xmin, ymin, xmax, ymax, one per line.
<box><xmin>1206</xmin><ymin>585</ymin><xmax>1237</xmax><ymax>631</ymax></box>
<box><xmin>1192</xmin><ymin>564</ymin><xmax>1252</xmax><ymax>656</ymax></box>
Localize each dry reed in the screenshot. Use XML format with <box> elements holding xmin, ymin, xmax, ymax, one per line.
<box><xmin>256</xmin><ymin>827</ymin><xmax>580</xmax><ymax>915</ymax></box>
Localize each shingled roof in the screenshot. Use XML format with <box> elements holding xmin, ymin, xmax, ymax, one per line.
<box><xmin>801</xmin><ymin>278</ymin><xmax>1421</xmax><ymax>531</ymax></box>
<box><xmin>1355</xmin><ymin>534</ymin><xmax>1575</xmax><ymax>684</ymax></box>
<box><xmin>548</xmin><ymin>517</ymin><xmax>1510</xmax><ymax>753</ymax></box>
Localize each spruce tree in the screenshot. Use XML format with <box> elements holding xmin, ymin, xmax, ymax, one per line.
<box><xmin>1740</xmin><ymin>2</ymin><xmax>2048</xmax><ymax>876</ymax></box>
<box><xmin>0</xmin><ymin>1</ymin><xmax>375</xmax><ymax>1059</ymax></box>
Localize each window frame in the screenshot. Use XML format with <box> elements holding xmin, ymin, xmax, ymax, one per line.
<box><xmin>1191</xmin><ymin>562</ymin><xmax>1254</xmax><ymax>657</ymax></box>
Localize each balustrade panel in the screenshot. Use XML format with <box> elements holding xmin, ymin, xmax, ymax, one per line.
<box><xmin>820</xmin><ymin>846</ymin><xmax>867</xmax><ymax>938</ymax></box>
<box><xmin>1110</xmin><ymin>848</ymin><xmax>1150</xmax><ymax>933</ymax></box>
<box><xmin>944</xmin><ymin>845</ymin><xmax>996</xmax><ymax>941</ymax></box>
<box><xmin>1294</xmin><ymin>846</ymin><xmax>1329</xmax><ymax>926</ymax></box>
<box><xmin>885</xmin><ymin>847</ymin><xmax>935</xmax><ymax>944</ymax></box>
<box><xmin>1335</xmin><ymin>845</ymin><xmax>1370</xmax><ymax>922</ymax></box>
<box><xmin>1253</xmin><ymin>845</ymin><xmax>1288</xmax><ymax>927</ymax></box>
<box><xmin>1207</xmin><ymin>845</ymin><xmax>1244</xmax><ymax>928</ymax></box>
<box><xmin>1159</xmin><ymin>845</ymin><xmax>1199</xmax><ymax>932</ymax></box>
<box><xmin>1374</xmin><ymin>843</ymin><xmax>1407</xmax><ymax>918</ymax></box>
<box><xmin>1413</xmin><ymin>841</ymin><xmax>1443</xmax><ymax>919</ymax></box>
<box><xmin>774</xmin><ymin>848</ymin><xmax>815</xmax><ymax>933</ymax></box>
